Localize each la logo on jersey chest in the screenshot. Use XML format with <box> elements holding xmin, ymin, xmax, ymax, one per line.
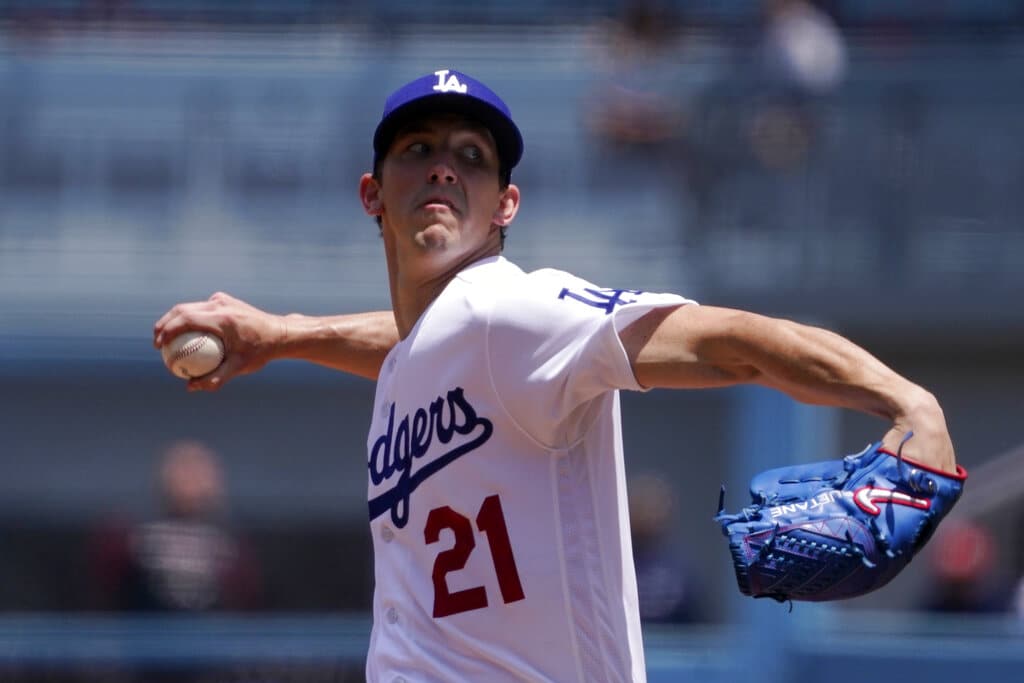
<box><xmin>433</xmin><ymin>69</ymin><xmax>468</xmax><ymax>94</ymax></box>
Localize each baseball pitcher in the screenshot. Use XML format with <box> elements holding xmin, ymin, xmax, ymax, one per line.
<box><xmin>154</xmin><ymin>69</ymin><xmax>961</xmax><ymax>682</ymax></box>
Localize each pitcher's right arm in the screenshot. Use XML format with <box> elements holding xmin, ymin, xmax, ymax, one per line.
<box><xmin>154</xmin><ymin>292</ymin><xmax>399</xmax><ymax>390</ymax></box>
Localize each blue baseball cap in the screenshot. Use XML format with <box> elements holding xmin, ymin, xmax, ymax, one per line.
<box><xmin>373</xmin><ymin>69</ymin><xmax>524</xmax><ymax>172</ymax></box>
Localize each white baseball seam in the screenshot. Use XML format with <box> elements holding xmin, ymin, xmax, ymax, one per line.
<box><xmin>171</xmin><ymin>337</ymin><xmax>218</xmax><ymax>364</ymax></box>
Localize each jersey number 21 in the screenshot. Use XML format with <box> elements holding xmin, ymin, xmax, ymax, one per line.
<box><xmin>425</xmin><ymin>494</ymin><xmax>525</xmax><ymax>618</ymax></box>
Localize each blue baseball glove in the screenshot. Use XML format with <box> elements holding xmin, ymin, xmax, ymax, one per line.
<box><xmin>715</xmin><ymin>433</ymin><xmax>967</xmax><ymax>602</ymax></box>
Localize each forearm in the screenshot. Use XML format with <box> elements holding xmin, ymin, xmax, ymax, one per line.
<box><xmin>625</xmin><ymin>305</ymin><xmax>955</xmax><ymax>472</ymax></box>
<box><xmin>280</xmin><ymin>311</ymin><xmax>399</xmax><ymax>380</ymax></box>
<box><xmin>629</xmin><ymin>305</ymin><xmax>933</xmax><ymax>423</ymax></box>
<box><xmin>154</xmin><ymin>293</ymin><xmax>399</xmax><ymax>388</ymax></box>
<box><xmin>722</xmin><ymin>315</ymin><xmax>926</xmax><ymax>421</ymax></box>
<box><xmin>708</xmin><ymin>311</ymin><xmax>955</xmax><ymax>471</ymax></box>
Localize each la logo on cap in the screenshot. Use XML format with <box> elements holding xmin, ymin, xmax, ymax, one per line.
<box><xmin>432</xmin><ymin>69</ymin><xmax>468</xmax><ymax>94</ymax></box>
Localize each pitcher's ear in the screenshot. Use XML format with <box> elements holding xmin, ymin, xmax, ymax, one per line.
<box><xmin>360</xmin><ymin>173</ymin><xmax>383</xmax><ymax>216</ymax></box>
<box><xmin>493</xmin><ymin>183</ymin><xmax>520</xmax><ymax>227</ymax></box>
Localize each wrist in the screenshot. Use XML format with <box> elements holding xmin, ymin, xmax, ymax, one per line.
<box><xmin>892</xmin><ymin>384</ymin><xmax>942</xmax><ymax>431</ymax></box>
<box><xmin>273</xmin><ymin>313</ymin><xmax>307</xmax><ymax>358</ymax></box>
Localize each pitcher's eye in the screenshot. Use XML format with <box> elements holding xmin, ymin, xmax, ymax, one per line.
<box><xmin>462</xmin><ymin>145</ymin><xmax>483</xmax><ymax>162</ymax></box>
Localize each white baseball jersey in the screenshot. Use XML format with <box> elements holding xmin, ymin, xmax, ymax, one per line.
<box><xmin>365</xmin><ymin>256</ymin><xmax>693</xmax><ymax>683</ymax></box>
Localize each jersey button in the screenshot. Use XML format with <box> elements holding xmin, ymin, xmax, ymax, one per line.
<box><xmin>381</xmin><ymin>526</ymin><xmax>394</xmax><ymax>543</ymax></box>
<box><xmin>386</xmin><ymin>607</ymin><xmax>399</xmax><ymax>624</ymax></box>
<box><xmin>393</xmin><ymin>677</ymin><xmax>406</xmax><ymax>683</ymax></box>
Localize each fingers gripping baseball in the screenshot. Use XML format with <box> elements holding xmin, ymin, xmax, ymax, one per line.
<box><xmin>186</xmin><ymin>349</ymin><xmax>247</xmax><ymax>392</ymax></box>
<box><xmin>154</xmin><ymin>292</ymin><xmax>286</xmax><ymax>390</ymax></box>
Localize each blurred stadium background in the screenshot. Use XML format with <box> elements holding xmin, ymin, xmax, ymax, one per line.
<box><xmin>1</xmin><ymin>0</ymin><xmax>1023</xmax><ymax>681</ymax></box>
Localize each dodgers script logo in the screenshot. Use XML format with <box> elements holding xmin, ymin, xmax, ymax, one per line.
<box><xmin>433</xmin><ymin>69</ymin><xmax>468</xmax><ymax>94</ymax></box>
<box><xmin>368</xmin><ymin>387</ymin><xmax>493</xmax><ymax>528</ymax></box>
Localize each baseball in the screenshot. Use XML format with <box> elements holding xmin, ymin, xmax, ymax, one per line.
<box><xmin>161</xmin><ymin>331</ymin><xmax>225</xmax><ymax>379</ymax></box>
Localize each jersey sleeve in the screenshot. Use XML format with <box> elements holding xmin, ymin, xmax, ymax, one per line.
<box><xmin>485</xmin><ymin>269</ymin><xmax>694</xmax><ymax>449</ymax></box>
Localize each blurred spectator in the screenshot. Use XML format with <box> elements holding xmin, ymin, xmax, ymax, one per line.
<box><xmin>585</xmin><ymin>0</ymin><xmax>690</xmax><ymax>150</ymax></box>
<box><xmin>919</xmin><ymin>519</ymin><xmax>1008</xmax><ymax>614</ymax></box>
<box><xmin>88</xmin><ymin>440</ymin><xmax>262</xmax><ymax>612</ymax></box>
<box><xmin>746</xmin><ymin>0</ymin><xmax>847</xmax><ymax>172</ymax></box>
<box><xmin>583</xmin><ymin>0</ymin><xmax>728</xmax><ymax>244</ymax></box>
<box><xmin>759</xmin><ymin>0</ymin><xmax>847</xmax><ymax>97</ymax></box>
<box><xmin>629</xmin><ymin>472</ymin><xmax>705</xmax><ymax>624</ymax></box>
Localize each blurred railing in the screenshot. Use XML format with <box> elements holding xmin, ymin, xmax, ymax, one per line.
<box><xmin>0</xmin><ymin>611</ymin><xmax>1021</xmax><ymax>683</ymax></box>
